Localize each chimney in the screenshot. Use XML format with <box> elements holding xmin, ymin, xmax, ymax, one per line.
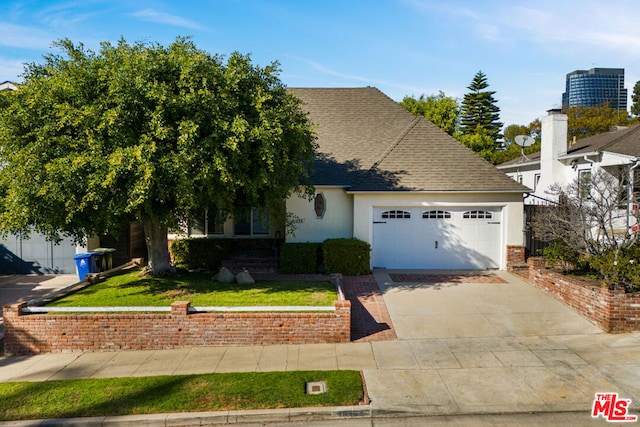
<box><xmin>536</xmin><ymin>109</ymin><xmax>568</xmax><ymax>198</ymax></box>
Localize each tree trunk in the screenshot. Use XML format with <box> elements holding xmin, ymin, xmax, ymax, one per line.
<box><xmin>142</xmin><ymin>218</ymin><xmax>174</xmax><ymax>275</ymax></box>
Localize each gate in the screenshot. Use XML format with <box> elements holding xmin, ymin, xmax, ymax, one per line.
<box><xmin>524</xmin><ymin>195</ymin><xmax>558</xmax><ymax>258</ymax></box>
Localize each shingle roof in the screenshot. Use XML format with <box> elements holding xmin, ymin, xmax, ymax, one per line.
<box><xmin>289</xmin><ymin>87</ymin><xmax>527</xmax><ymax>192</ymax></box>
<box><xmin>565</xmin><ymin>124</ymin><xmax>640</xmax><ymax>158</ymax></box>
<box><xmin>499</xmin><ymin>124</ymin><xmax>640</xmax><ymax>167</ymax></box>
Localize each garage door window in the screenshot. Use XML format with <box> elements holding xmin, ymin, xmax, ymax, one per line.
<box><xmin>463</xmin><ymin>210</ymin><xmax>492</xmax><ymax>219</ymax></box>
<box><xmin>382</xmin><ymin>210</ymin><xmax>411</xmax><ymax>219</ymax></box>
<box><xmin>422</xmin><ymin>210</ymin><xmax>452</xmax><ymax>219</ymax></box>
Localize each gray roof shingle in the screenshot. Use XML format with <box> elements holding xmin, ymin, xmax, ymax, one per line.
<box><xmin>289</xmin><ymin>87</ymin><xmax>527</xmax><ymax>192</ymax></box>
<box><xmin>499</xmin><ymin>124</ymin><xmax>640</xmax><ymax>167</ymax></box>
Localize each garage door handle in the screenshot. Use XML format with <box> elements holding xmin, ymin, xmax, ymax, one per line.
<box><xmin>487</xmin><ymin>221</ymin><xmax>501</xmax><ymax>224</ymax></box>
<box><xmin>435</xmin><ymin>241</ymin><xmax>438</xmax><ymax>249</ymax></box>
<box><xmin>373</xmin><ymin>221</ymin><xmax>387</xmax><ymax>224</ymax></box>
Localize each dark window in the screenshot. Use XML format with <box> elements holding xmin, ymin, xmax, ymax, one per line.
<box><xmin>422</xmin><ymin>210</ymin><xmax>452</xmax><ymax>219</ymax></box>
<box><xmin>463</xmin><ymin>210</ymin><xmax>493</xmax><ymax>219</ymax></box>
<box><xmin>381</xmin><ymin>210</ymin><xmax>411</xmax><ymax>219</ymax></box>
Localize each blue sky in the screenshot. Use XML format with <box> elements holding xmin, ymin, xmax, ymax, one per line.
<box><xmin>2</xmin><ymin>0</ymin><xmax>640</xmax><ymax>128</ymax></box>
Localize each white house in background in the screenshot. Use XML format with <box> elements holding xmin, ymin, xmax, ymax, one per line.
<box><xmin>285</xmin><ymin>87</ymin><xmax>528</xmax><ymax>270</ymax></box>
<box><xmin>0</xmin><ymin>81</ymin><xmax>18</xmax><ymax>91</ymax></box>
<box><xmin>497</xmin><ymin>109</ymin><xmax>640</xmax><ymax>230</ymax></box>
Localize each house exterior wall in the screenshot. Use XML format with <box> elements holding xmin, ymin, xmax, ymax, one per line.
<box><xmin>351</xmin><ymin>192</ymin><xmax>524</xmax><ymax>270</ymax></box>
<box><xmin>286</xmin><ymin>187</ymin><xmax>353</xmax><ymax>242</ymax></box>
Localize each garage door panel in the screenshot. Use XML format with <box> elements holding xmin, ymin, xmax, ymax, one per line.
<box><xmin>373</xmin><ymin>207</ymin><xmax>501</xmax><ymax>270</ymax></box>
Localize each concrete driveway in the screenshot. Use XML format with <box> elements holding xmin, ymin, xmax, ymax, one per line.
<box><xmin>363</xmin><ymin>270</ymin><xmax>640</xmax><ymax>419</ymax></box>
<box><xmin>373</xmin><ymin>270</ymin><xmax>602</xmax><ymax>339</ymax></box>
<box><xmin>0</xmin><ymin>274</ymin><xmax>78</xmax><ymax>339</ymax></box>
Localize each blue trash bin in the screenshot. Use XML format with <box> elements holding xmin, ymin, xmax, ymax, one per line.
<box><xmin>74</xmin><ymin>252</ymin><xmax>98</xmax><ymax>281</ymax></box>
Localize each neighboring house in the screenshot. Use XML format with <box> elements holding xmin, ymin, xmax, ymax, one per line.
<box><xmin>284</xmin><ymin>87</ymin><xmax>527</xmax><ymax>270</ymax></box>
<box><xmin>0</xmin><ymin>81</ymin><xmax>18</xmax><ymax>91</ymax></box>
<box><xmin>497</xmin><ymin>109</ymin><xmax>640</xmax><ymax>232</ymax></box>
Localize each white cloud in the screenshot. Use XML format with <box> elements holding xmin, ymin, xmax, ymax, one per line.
<box><xmin>131</xmin><ymin>9</ymin><xmax>206</xmax><ymax>31</ymax></box>
<box><xmin>0</xmin><ymin>57</ymin><xmax>28</xmax><ymax>81</ymax></box>
<box><xmin>0</xmin><ymin>22</ymin><xmax>54</xmax><ymax>49</ymax></box>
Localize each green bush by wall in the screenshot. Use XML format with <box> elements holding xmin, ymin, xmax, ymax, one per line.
<box><xmin>279</xmin><ymin>242</ymin><xmax>321</xmax><ymax>273</ymax></box>
<box><xmin>323</xmin><ymin>238</ymin><xmax>370</xmax><ymax>276</ymax></box>
<box><xmin>171</xmin><ymin>238</ymin><xmax>234</xmax><ymax>271</ymax></box>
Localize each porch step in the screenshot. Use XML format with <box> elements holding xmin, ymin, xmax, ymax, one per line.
<box><xmin>221</xmin><ymin>249</ymin><xmax>277</xmax><ymax>274</ymax></box>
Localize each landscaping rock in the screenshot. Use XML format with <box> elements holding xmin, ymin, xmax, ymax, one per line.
<box><xmin>217</xmin><ymin>267</ymin><xmax>236</xmax><ymax>283</ymax></box>
<box><xmin>236</xmin><ymin>270</ymin><xmax>255</xmax><ymax>285</ymax></box>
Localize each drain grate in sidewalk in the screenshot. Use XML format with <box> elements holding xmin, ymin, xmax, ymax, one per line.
<box><xmin>389</xmin><ymin>273</ymin><xmax>506</xmax><ymax>284</ymax></box>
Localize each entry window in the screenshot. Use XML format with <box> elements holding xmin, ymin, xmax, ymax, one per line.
<box><xmin>422</xmin><ymin>210</ymin><xmax>452</xmax><ymax>219</ymax></box>
<box><xmin>463</xmin><ymin>210</ymin><xmax>492</xmax><ymax>219</ymax></box>
<box><xmin>234</xmin><ymin>208</ymin><xmax>270</xmax><ymax>235</ymax></box>
<box><xmin>382</xmin><ymin>210</ymin><xmax>411</xmax><ymax>219</ymax></box>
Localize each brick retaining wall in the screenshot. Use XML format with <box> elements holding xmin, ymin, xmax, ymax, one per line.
<box><xmin>524</xmin><ymin>257</ymin><xmax>640</xmax><ymax>333</ymax></box>
<box><xmin>3</xmin><ymin>284</ymin><xmax>351</xmax><ymax>355</ymax></box>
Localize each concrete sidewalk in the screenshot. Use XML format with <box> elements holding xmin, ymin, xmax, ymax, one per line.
<box><xmin>1</xmin><ymin>271</ymin><xmax>639</xmax><ymax>426</ymax></box>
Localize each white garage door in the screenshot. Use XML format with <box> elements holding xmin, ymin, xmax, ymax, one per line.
<box><xmin>1</xmin><ymin>233</ymin><xmax>77</xmax><ymax>274</ymax></box>
<box><xmin>372</xmin><ymin>207</ymin><xmax>502</xmax><ymax>269</ymax></box>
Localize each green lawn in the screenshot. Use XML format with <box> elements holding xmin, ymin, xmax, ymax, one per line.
<box><xmin>47</xmin><ymin>270</ymin><xmax>336</xmax><ymax>307</ymax></box>
<box><xmin>0</xmin><ymin>371</ymin><xmax>363</xmax><ymax>421</ymax></box>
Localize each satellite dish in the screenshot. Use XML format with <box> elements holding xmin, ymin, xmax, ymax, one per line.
<box><xmin>515</xmin><ymin>135</ymin><xmax>535</xmax><ymax>147</ymax></box>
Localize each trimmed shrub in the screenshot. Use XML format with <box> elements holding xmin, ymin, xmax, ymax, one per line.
<box><xmin>589</xmin><ymin>246</ymin><xmax>640</xmax><ymax>292</ymax></box>
<box><xmin>323</xmin><ymin>238</ymin><xmax>370</xmax><ymax>276</ymax></box>
<box><xmin>542</xmin><ymin>239</ymin><xmax>580</xmax><ymax>273</ymax></box>
<box><xmin>279</xmin><ymin>242</ymin><xmax>321</xmax><ymax>274</ymax></box>
<box><xmin>171</xmin><ymin>238</ymin><xmax>234</xmax><ymax>271</ymax></box>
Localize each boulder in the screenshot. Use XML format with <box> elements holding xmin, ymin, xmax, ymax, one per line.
<box><xmin>217</xmin><ymin>267</ymin><xmax>236</xmax><ymax>283</ymax></box>
<box><xmin>236</xmin><ymin>270</ymin><xmax>255</xmax><ymax>285</ymax></box>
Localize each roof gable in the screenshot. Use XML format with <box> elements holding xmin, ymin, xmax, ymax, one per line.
<box><xmin>290</xmin><ymin>87</ymin><xmax>527</xmax><ymax>192</ymax></box>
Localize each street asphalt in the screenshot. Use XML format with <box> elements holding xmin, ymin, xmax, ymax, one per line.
<box><xmin>0</xmin><ymin>270</ymin><xmax>638</xmax><ymax>426</ymax></box>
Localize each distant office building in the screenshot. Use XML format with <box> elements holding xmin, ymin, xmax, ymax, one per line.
<box><xmin>562</xmin><ymin>68</ymin><xmax>627</xmax><ymax>111</ymax></box>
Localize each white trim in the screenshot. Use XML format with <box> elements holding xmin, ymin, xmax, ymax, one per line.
<box><xmin>23</xmin><ymin>306</ymin><xmax>336</xmax><ymax>313</ymax></box>
<box><xmin>346</xmin><ymin>190</ymin><xmax>526</xmax><ymax>195</ymax></box>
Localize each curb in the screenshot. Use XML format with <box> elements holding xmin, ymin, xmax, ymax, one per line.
<box><xmin>0</xmin><ymin>405</ymin><xmax>373</xmax><ymax>426</ymax></box>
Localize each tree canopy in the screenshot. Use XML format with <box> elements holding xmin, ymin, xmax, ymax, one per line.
<box><xmin>631</xmin><ymin>80</ymin><xmax>640</xmax><ymax>117</ymax></box>
<box><xmin>0</xmin><ymin>38</ymin><xmax>316</xmax><ymax>274</ymax></box>
<box><xmin>565</xmin><ymin>104</ymin><xmax>633</xmax><ymax>140</ymax></box>
<box><xmin>399</xmin><ymin>91</ymin><xmax>459</xmax><ymax>135</ymax></box>
<box><xmin>459</xmin><ymin>71</ymin><xmax>503</xmax><ymax>141</ymax></box>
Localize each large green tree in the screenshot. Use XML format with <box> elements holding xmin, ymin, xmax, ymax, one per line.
<box><xmin>565</xmin><ymin>104</ymin><xmax>632</xmax><ymax>140</ymax></box>
<box><xmin>399</xmin><ymin>91</ymin><xmax>459</xmax><ymax>135</ymax></box>
<box><xmin>459</xmin><ymin>71</ymin><xmax>503</xmax><ymax>142</ymax></box>
<box><xmin>631</xmin><ymin>80</ymin><xmax>640</xmax><ymax>117</ymax></box>
<box><xmin>0</xmin><ymin>38</ymin><xmax>316</xmax><ymax>275</ymax></box>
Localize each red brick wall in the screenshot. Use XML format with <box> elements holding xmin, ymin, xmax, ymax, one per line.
<box><xmin>506</xmin><ymin>245</ymin><xmax>526</xmax><ymax>264</ymax></box>
<box><xmin>526</xmin><ymin>257</ymin><xmax>640</xmax><ymax>333</ymax></box>
<box><xmin>3</xmin><ymin>300</ymin><xmax>351</xmax><ymax>355</ymax></box>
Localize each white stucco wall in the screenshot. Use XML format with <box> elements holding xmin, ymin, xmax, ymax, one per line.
<box><xmin>286</xmin><ymin>187</ymin><xmax>353</xmax><ymax>242</ymax></box>
<box><xmin>351</xmin><ymin>192</ymin><xmax>524</xmax><ymax>270</ymax></box>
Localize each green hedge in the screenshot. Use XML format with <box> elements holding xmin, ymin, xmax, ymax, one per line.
<box><xmin>322</xmin><ymin>238</ymin><xmax>370</xmax><ymax>276</ymax></box>
<box><xmin>279</xmin><ymin>242</ymin><xmax>322</xmax><ymax>274</ymax></box>
<box><xmin>170</xmin><ymin>238</ymin><xmax>234</xmax><ymax>271</ymax></box>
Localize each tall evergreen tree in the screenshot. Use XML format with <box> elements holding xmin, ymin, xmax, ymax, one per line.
<box><xmin>631</xmin><ymin>80</ymin><xmax>640</xmax><ymax>117</ymax></box>
<box><xmin>459</xmin><ymin>71</ymin><xmax>503</xmax><ymax>142</ymax></box>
